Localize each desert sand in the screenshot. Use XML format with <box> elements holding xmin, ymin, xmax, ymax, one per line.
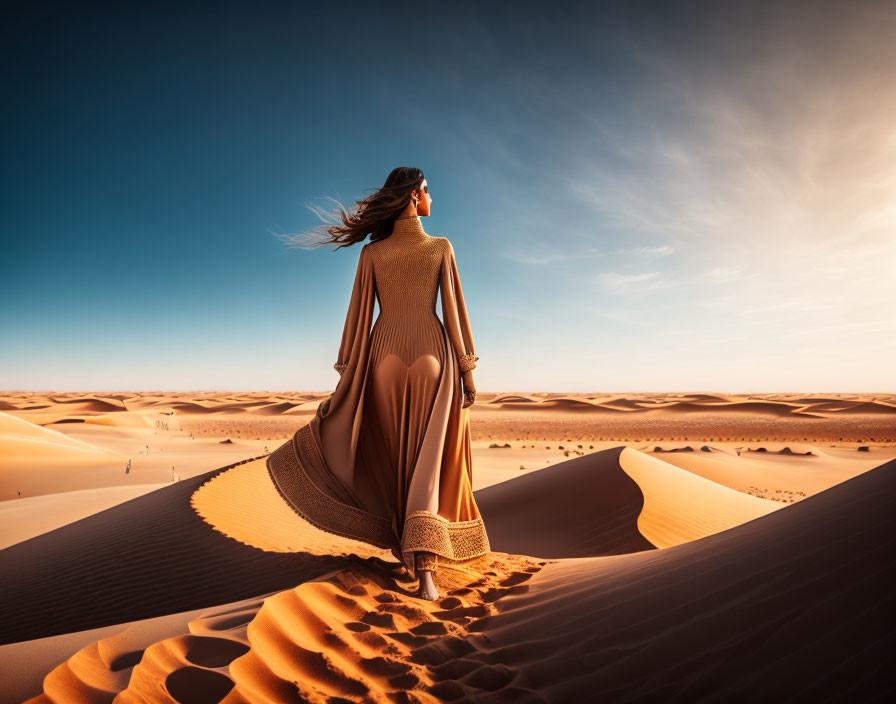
<box><xmin>0</xmin><ymin>391</ymin><xmax>893</xmax><ymax>702</ymax></box>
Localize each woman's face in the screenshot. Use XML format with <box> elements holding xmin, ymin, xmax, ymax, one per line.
<box><xmin>417</xmin><ymin>179</ymin><xmax>432</xmax><ymax>216</ymax></box>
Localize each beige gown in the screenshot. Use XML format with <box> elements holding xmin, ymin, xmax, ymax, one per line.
<box><xmin>266</xmin><ymin>214</ymin><xmax>490</xmax><ymax>579</ymax></box>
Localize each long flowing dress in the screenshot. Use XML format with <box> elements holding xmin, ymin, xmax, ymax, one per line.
<box><xmin>265</xmin><ymin>214</ymin><xmax>490</xmax><ymax>579</ymax></box>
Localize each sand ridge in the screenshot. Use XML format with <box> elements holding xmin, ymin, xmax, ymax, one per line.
<box><xmin>618</xmin><ymin>447</ymin><xmax>781</xmax><ymax>548</ymax></box>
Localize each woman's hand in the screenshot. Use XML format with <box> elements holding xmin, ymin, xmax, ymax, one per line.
<box><xmin>462</xmin><ymin>370</ymin><xmax>476</xmax><ymax>409</ymax></box>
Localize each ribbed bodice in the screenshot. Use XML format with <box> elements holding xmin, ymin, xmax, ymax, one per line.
<box><xmin>365</xmin><ymin>215</ymin><xmax>448</xmax><ymax>367</ymax></box>
<box><xmin>369</xmin><ymin>215</ymin><xmax>445</xmax><ymax>323</ymax></box>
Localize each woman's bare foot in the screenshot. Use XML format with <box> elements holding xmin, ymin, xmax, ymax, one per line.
<box><xmin>417</xmin><ymin>570</ymin><xmax>439</xmax><ymax>600</ymax></box>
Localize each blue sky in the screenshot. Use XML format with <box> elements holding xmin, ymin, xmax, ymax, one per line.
<box><xmin>2</xmin><ymin>0</ymin><xmax>894</xmax><ymax>392</ymax></box>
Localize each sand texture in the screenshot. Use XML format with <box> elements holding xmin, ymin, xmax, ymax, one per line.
<box><xmin>0</xmin><ymin>391</ymin><xmax>893</xmax><ymax>702</ymax></box>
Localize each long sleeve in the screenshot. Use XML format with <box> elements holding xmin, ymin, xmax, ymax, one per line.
<box><xmin>334</xmin><ymin>244</ymin><xmax>376</xmax><ymax>376</ymax></box>
<box><xmin>440</xmin><ymin>239</ymin><xmax>479</xmax><ymax>373</ymax></box>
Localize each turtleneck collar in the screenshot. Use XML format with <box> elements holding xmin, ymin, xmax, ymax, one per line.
<box><xmin>390</xmin><ymin>214</ymin><xmax>428</xmax><ymax>240</ymax></box>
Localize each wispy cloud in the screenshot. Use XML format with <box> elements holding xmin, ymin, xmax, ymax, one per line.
<box><xmin>698</xmin><ymin>266</ymin><xmax>756</xmax><ymax>284</ymax></box>
<box><xmin>589</xmin><ymin>307</ymin><xmax>651</xmax><ymax>327</ymax></box>
<box><xmin>616</xmin><ymin>245</ymin><xmax>675</xmax><ymax>256</ymax></box>
<box><xmin>503</xmin><ymin>243</ymin><xmax>674</xmax><ymax>265</ymax></box>
<box><xmin>738</xmin><ymin>294</ymin><xmax>848</xmax><ymax>316</ymax></box>
<box><xmin>776</xmin><ymin>318</ymin><xmax>896</xmax><ymax>340</ymax></box>
<box><xmin>594</xmin><ymin>270</ymin><xmax>676</xmax><ymax>294</ymax></box>
<box><xmin>501</xmin><ymin>250</ymin><xmax>583</xmax><ymax>265</ymax></box>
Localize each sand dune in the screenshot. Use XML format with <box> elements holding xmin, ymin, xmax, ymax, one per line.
<box><xmin>481</xmin><ymin>395</ymin><xmax>624</xmax><ymax>413</ymax></box>
<box><xmin>281</xmin><ymin>398</ymin><xmax>331</xmax><ymax>414</ymax></box>
<box><xmin>0</xmin><ymin>483</ymin><xmax>168</xmax><ymax>549</ymax></box>
<box><xmin>4</xmin><ymin>392</ymin><xmax>894</xmax><ymax>446</ymax></box>
<box><xmin>166</xmin><ymin>401</ymin><xmax>223</xmax><ymax>413</ymax></box>
<box><xmin>470</xmin><ymin>391</ymin><xmax>896</xmax><ymax>419</ymax></box>
<box><xmin>5</xmin><ymin>410</ymin><xmax>158</xmax><ymax>429</ymax></box>
<box><xmin>650</xmin><ymin>443</ymin><xmax>879</xmax><ymax>500</ymax></box>
<box><xmin>12</xmin><ymin>553</ymin><xmax>543</xmax><ymax>704</ymax></box>
<box><xmin>537</xmin><ymin>397</ymin><xmax>620</xmax><ymax>412</ymax></box>
<box><xmin>477</xmin><ymin>446</ymin><xmax>781</xmax><ymax>556</ymax></box>
<box><xmin>0</xmin><ymin>588</ymin><xmax>280</xmax><ymax>704</ymax></box>
<box><xmin>1</xmin><ymin>390</ymin><xmax>893</xmax><ymax>701</ymax></box>
<box><xmin>484</xmin><ymin>393</ymin><xmax>542</xmax><ymax>404</ymax></box>
<box><xmin>252</xmin><ymin>401</ymin><xmax>302</xmax><ymax>415</ymax></box>
<box><xmin>600</xmin><ymin>395</ymin><xmax>666</xmax><ymax>411</ymax></box>
<box><xmin>191</xmin><ymin>402</ymin><xmax>253</xmax><ymax>413</ymax></box>
<box><xmin>0</xmin><ymin>412</ymin><xmax>120</xmax><ymax>454</ymax></box>
<box><xmin>1</xmin><ymin>448</ymin><xmax>613</xmax><ymax>646</ymax></box>
<box><xmin>81</xmin><ymin>412</ymin><xmax>160</xmax><ymax>429</ymax></box>
<box><xmin>664</xmin><ymin>400</ymin><xmax>805</xmax><ymax>415</ymax></box>
<box><xmin>3</xmin><ymin>443</ymin><xmax>893</xmax><ymax>701</ymax></box>
<box><xmin>190</xmin><ymin>458</ymin><xmax>392</xmax><ymax>558</ymax></box>
<box><xmin>0</xmin><ymin>412</ymin><xmax>128</xmax><ymax>500</ymax></box>
<box><xmin>9</xmin><ymin>453</ymin><xmax>892</xmax><ymax>702</ymax></box>
<box><xmin>45</xmin><ymin>397</ymin><xmax>127</xmax><ymax>412</ymax></box>
<box><xmin>1</xmin><ymin>445</ymin><xmax>547</xmax><ymax>701</ymax></box>
<box><xmin>476</xmin><ymin>446</ymin><xmax>655</xmax><ymax>558</ymax></box>
<box><xmin>0</xmin><ymin>444</ymin><xmax>730</xmax><ymax>635</ymax></box>
<box><xmin>618</xmin><ymin>447</ymin><xmax>780</xmax><ymax>548</ymax></box>
<box><xmin>0</xmin><ymin>455</ymin><xmax>349</xmax><ymax>647</ymax></box>
<box><xmin>836</xmin><ymin>400</ymin><xmax>896</xmax><ymax>414</ymax></box>
<box><xmin>462</xmin><ymin>457</ymin><xmax>895</xmax><ymax>702</ymax></box>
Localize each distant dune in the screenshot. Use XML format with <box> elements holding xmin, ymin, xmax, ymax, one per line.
<box><xmin>252</xmin><ymin>401</ymin><xmax>302</xmax><ymax>415</ymax></box>
<box><xmin>0</xmin><ymin>412</ymin><xmax>127</xmax><ymax>500</ymax></box>
<box><xmin>47</xmin><ymin>397</ymin><xmax>127</xmax><ymax>412</ymax></box>
<box><xmin>485</xmin><ymin>394</ymin><xmax>541</xmax><ymax>404</ymax></box>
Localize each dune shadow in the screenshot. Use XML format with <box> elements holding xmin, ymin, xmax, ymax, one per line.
<box><xmin>476</xmin><ymin>446</ymin><xmax>655</xmax><ymax>558</ymax></box>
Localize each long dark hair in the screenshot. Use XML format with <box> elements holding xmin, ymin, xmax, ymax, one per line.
<box><xmin>277</xmin><ymin>167</ymin><xmax>424</xmax><ymax>251</ymax></box>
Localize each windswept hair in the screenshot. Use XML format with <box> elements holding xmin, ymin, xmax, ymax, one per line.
<box><xmin>276</xmin><ymin>166</ymin><xmax>425</xmax><ymax>251</ymax></box>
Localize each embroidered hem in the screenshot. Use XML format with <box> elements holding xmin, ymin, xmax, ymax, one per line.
<box><xmin>400</xmin><ymin>510</ymin><xmax>490</xmax><ymax>570</ymax></box>
<box><xmin>415</xmin><ymin>551</ymin><xmax>439</xmax><ymax>572</ymax></box>
<box><xmin>266</xmin><ymin>425</ymin><xmax>491</xmax><ymax>571</ymax></box>
<box><xmin>266</xmin><ymin>426</ymin><xmax>396</xmax><ymax>550</ymax></box>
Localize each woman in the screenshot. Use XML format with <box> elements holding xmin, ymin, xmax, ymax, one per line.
<box><xmin>267</xmin><ymin>167</ymin><xmax>490</xmax><ymax>600</ymax></box>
